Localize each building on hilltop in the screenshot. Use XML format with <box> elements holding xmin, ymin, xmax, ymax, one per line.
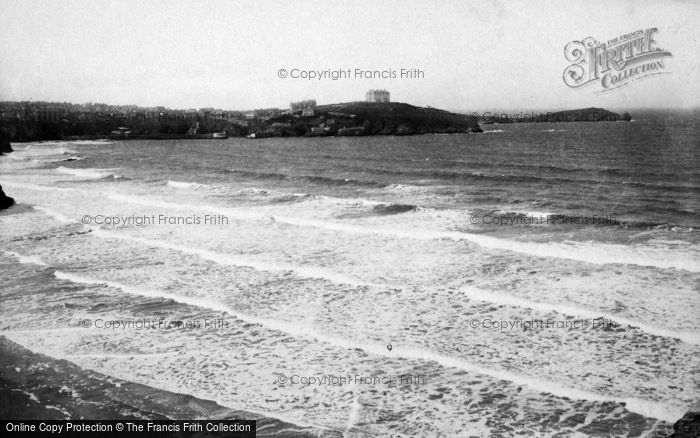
<box><xmin>290</xmin><ymin>99</ymin><xmax>317</xmax><ymax>111</ymax></box>
<box><xmin>365</xmin><ymin>89</ymin><xmax>390</xmax><ymax>103</ymax></box>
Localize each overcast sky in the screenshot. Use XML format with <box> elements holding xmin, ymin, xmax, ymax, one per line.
<box><xmin>1</xmin><ymin>0</ymin><xmax>698</xmax><ymax>111</ymax></box>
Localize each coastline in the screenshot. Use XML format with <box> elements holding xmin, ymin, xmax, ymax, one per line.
<box><xmin>2</xmin><ymin>114</ymin><xmax>692</xmax><ymax>436</ymax></box>
<box><xmin>0</xmin><ymin>336</ymin><xmax>341</xmax><ymax>437</ymax></box>
<box><xmin>1</xmin><ymin>104</ymin><xmax>632</xmax><ymax>143</ymax></box>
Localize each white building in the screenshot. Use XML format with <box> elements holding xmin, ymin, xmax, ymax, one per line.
<box><xmin>365</xmin><ymin>89</ymin><xmax>390</xmax><ymax>103</ymax></box>
<box><xmin>290</xmin><ymin>99</ymin><xmax>317</xmax><ymax>111</ymax></box>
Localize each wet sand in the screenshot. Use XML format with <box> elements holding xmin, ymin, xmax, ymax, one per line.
<box><xmin>0</xmin><ymin>336</ymin><xmax>341</xmax><ymax>437</ymax></box>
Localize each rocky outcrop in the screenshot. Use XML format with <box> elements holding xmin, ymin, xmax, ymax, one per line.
<box><xmin>265</xmin><ymin>101</ymin><xmax>482</xmax><ymax>137</ymax></box>
<box><xmin>668</xmin><ymin>404</ymin><xmax>700</xmax><ymax>437</ymax></box>
<box><xmin>0</xmin><ymin>185</ymin><xmax>15</xmax><ymax>210</ymax></box>
<box><xmin>333</xmin><ymin>102</ymin><xmax>481</xmax><ymax>135</ymax></box>
<box><xmin>0</xmin><ymin>129</ymin><xmax>12</xmax><ymax>154</ymax></box>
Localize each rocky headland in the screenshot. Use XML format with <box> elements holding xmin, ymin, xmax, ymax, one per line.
<box><xmin>0</xmin><ymin>129</ymin><xmax>13</xmax><ymax>153</ymax></box>
<box><xmin>479</xmin><ymin>107</ymin><xmax>631</xmax><ymax>124</ymax></box>
<box><xmin>0</xmin><ymin>102</ymin><xmax>632</xmax><ymax>142</ymax></box>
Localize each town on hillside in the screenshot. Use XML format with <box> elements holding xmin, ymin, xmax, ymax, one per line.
<box><xmin>0</xmin><ymin>89</ymin><xmax>485</xmax><ymax>141</ymax></box>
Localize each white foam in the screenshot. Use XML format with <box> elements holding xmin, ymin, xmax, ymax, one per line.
<box><xmin>65</xmin><ymin>140</ymin><xmax>113</xmax><ymax>145</ymax></box>
<box><xmin>91</xmin><ymin>228</ymin><xmax>699</xmax><ymax>345</ymax></box>
<box><xmin>2</xmin><ymin>153</ymin><xmax>28</xmax><ymax>161</ymax></box>
<box><xmin>167</xmin><ymin>180</ymin><xmax>205</xmax><ymax>189</ymax></box>
<box><xmin>345</xmin><ymin>394</ymin><xmax>361</xmax><ymax>433</ymax></box>
<box><xmin>266</xmin><ymin>216</ymin><xmax>700</xmax><ymax>273</ymax></box>
<box><xmin>2</xmin><ymin>182</ymin><xmax>697</xmax><ymax>273</ymax></box>
<box><xmin>381</xmin><ymin>183</ymin><xmax>428</xmax><ymax>194</ymax></box>
<box><xmin>238</xmin><ymin>187</ymin><xmax>310</xmax><ymax>199</ymax></box>
<box><xmin>167</xmin><ymin>180</ymin><xmax>309</xmax><ymax>200</ymax></box>
<box><xmin>65</xmin><ymin>352</ymin><xmax>181</xmax><ymax>359</ymax></box>
<box><xmin>91</xmin><ymin>228</ymin><xmax>367</xmax><ymax>286</ymax></box>
<box><xmin>49</xmin><ymin>270</ymin><xmax>689</xmax><ymax>423</ymax></box>
<box><xmin>15</xmin><ymin>389</ymin><xmax>40</xmax><ymax>403</ymax></box>
<box><xmin>20</xmin><ymin>140</ymin><xmax>111</xmax><ymax>146</ymax></box>
<box><xmin>483</xmin><ymin>129</ymin><xmax>504</xmax><ymax>133</ymax></box>
<box><xmin>56</xmin><ymin>167</ymin><xmax>119</xmax><ymax>179</ymax></box>
<box><xmin>54</xmin><ymin>270</ymin><xmax>231</xmax><ymax>314</ymax></box>
<box><xmin>2</xmin><ymin>333</ymin><xmax>326</xmax><ymax>432</ymax></box>
<box><xmin>34</xmin><ymin>206</ymin><xmax>73</xmax><ymax>224</ymax></box>
<box><xmin>4</xmin><ymin>251</ymin><xmax>48</xmax><ymax>266</ymax></box>
<box><xmin>495</xmin><ymin>209</ymin><xmax>554</xmax><ymax>219</ymax></box>
<box><xmin>104</xmin><ymin>192</ymin><xmax>700</xmax><ymax>273</ymax></box>
<box><xmin>459</xmin><ymin>285</ymin><xmax>700</xmax><ymax>345</ymax></box>
<box><xmin>44</xmin><ymin>405</ymin><xmax>71</xmax><ymax>418</ymax></box>
<box><xmin>314</xmin><ymin>194</ymin><xmax>383</xmax><ymax>208</ymax></box>
<box><xmin>1</xmin><ymin>144</ymin><xmax>74</xmax><ymax>164</ymax></box>
<box><xmin>0</xmin><ymin>180</ymin><xmax>77</xmax><ymax>193</ymax></box>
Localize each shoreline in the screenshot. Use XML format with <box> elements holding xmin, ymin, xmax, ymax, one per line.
<box><xmin>1</xmin><ymin>104</ymin><xmax>632</xmax><ymax>143</ymax></box>
<box><xmin>1</xmin><ymin>114</ymin><xmax>692</xmax><ymax>435</ymax></box>
<box><xmin>0</xmin><ymin>336</ymin><xmax>341</xmax><ymax>437</ymax></box>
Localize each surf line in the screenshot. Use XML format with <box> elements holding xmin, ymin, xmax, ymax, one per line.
<box><xmin>1</xmin><ymin>181</ymin><xmax>697</xmax><ymax>272</ymax></box>
<box><xmin>88</xmin><ymin>230</ymin><xmax>700</xmax><ymax>346</ymax></box>
<box><xmin>52</xmin><ymin>270</ymin><xmax>687</xmax><ymax>423</ymax></box>
<box><xmin>5</xmin><ymin>209</ymin><xmax>699</xmax><ymax>346</ymax></box>
<box><xmin>91</xmin><ymin>228</ymin><xmax>368</xmax><ymax>287</ymax></box>
<box><xmin>105</xmin><ymin>192</ymin><xmax>700</xmax><ymax>273</ymax></box>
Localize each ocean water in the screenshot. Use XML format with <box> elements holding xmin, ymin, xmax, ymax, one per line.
<box><xmin>1</xmin><ymin>111</ymin><xmax>699</xmax><ymax>436</ymax></box>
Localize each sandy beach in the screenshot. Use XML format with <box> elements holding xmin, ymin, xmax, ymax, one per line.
<box><xmin>0</xmin><ymin>336</ymin><xmax>339</xmax><ymax>437</ymax></box>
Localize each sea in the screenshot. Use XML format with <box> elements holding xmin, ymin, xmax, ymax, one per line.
<box><xmin>1</xmin><ymin>110</ymin><xmax>699</xmax><ymax>437</ymax></box>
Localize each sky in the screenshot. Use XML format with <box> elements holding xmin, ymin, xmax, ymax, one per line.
<box><xmin>1</xmin><ymin>0</ymin><xmax>698</xmax><ymax>111</ymax></box>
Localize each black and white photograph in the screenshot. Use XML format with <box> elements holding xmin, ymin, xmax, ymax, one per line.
<box><xmin>1</xmin><ymin>1</ymin><xmax>699</xmax><ymax>436</ymax></box>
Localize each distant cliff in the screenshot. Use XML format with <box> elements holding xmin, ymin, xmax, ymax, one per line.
<box><xmin>254</xmin><ymin>101</ymin><xmax>483</xmax><ymax>137</ymax></box>
<box><xmin>0</xmin><ymin>118</ymin><xmax>246</xmax><ymax>143</ymax></box>
<box><xmin>0</xmin><ymin>104</ymin><xmax>634</xmax><ymax>142</ymax></box>
<box><xmin>480</xmin><ymin>107</ymin><xmax>631</xmax><ymax>124</ymax></box>
<box><xmin>326</xmin><ymin>101</ymin><xmax>482</xmax><ymax>135</ymax></box>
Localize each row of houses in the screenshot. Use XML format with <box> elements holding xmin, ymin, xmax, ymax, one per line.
<box><xmin>0</xmin><ymin>105</ymin><xmax>254</xmax><ymax>125</ymax></box>
<box><xmin>1</xmin><ymin>90</ymin><xmax>389</xmax><ymax>124</ymax></box>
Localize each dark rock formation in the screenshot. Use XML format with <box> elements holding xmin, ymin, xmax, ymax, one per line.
<box><xmin>0</xmin><ymin>121</ymin><xmax>64</xmax><ymax>142</ymax></box>
<box><xmin>327</xmin><ymin>101</ymin><xmax>480</xmax><ymax>135</ymax></box>
<box><xmin>0</xmin><ymin>185</ymin><xmax>15</xmax><ymax>210</ymax></box>
<box><xmin>668</xmin><ymin>407</ymin><xmax>700</xmax><ymax>437</ymax></box>
<box><xmin>263</xmin><ymin>101</ymin><xmax>482</xmax><ymax>137</ymax></box>
<box><xmin>0</xmin><ymin>129</ymin><xmax>12</xmax><ymax>154</ymax></box>
<box><xmin>372</xmin><ymin>203</ymin><xmax>417</xmax><ymax>215</ymax></box>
